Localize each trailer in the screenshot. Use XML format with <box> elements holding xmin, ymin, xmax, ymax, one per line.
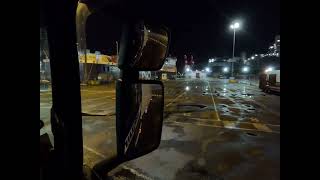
<box><xmin>259</xmin><ymin>70</ymin><xmax>280</xmax><ymax>93</ymax></box>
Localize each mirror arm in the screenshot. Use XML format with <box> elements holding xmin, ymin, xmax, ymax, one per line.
<box><xmin>121</xmin><ymin>69</ymin><xmax>139</xmax><ymax>82</ymax></box>
<box><xmin>91</xmin><ymin>156</ymin><xmax>123</xmax><ymax>180</ymax></box>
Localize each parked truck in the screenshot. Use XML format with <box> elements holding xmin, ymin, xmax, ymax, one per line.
<box><xmin>259</xmin><ymin>70</ymin><xmax>280</xmax><ymax>93</ymax></box>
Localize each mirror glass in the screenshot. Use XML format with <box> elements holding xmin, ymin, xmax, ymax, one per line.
<box><xmin>116</xmin><ymin>81</ymin><xmax>164</xmax><ymax>160</ymax></box>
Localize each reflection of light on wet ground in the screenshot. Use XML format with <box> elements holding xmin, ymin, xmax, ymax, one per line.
<box><xmin>223</xmin><ymin>121</ymin><xmax>236</xmax><ymax>129</ymax></box>
<box><xmin>242</xmin><ymin>86</ymin><xmax>246</xmax><ymax>94</ymax></box>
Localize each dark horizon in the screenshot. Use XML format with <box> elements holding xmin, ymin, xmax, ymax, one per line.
<box><xmin>166</xmin><ymin>0</ymin><xmax>280</xmax><ymax>63</ymax></box>
<box><xmin>86</xmin><ymin>0</ymin><xmax>280</xmax><ymax>65</ymax></box>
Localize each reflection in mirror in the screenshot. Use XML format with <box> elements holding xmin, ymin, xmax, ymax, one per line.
<box><xmin>116</xmin><ymin>81</ymin><xmax>164</xmax><ymax>160</ymax></box>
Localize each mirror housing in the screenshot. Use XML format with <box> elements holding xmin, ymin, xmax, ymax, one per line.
<box><xmin>118</xmin><ymin>23</ymin><xmax>170</xmax><ymax>71</ymax></box>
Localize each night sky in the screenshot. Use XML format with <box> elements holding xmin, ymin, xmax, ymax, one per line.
<box><xmin>86</xmin><ymin>0</ymin><xmax>280</xmax><ymax>65</ymax></box>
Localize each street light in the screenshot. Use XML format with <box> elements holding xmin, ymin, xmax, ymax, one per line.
<box><xmin>205</xmin><ymin>67</ymin><xmax>210</xmax><ymax>72</ymax></box>
<box><xmin>251</xmin><ymin>56</ymin><xmax>255</xmax><ymax>60</ymax></box>
<box><xmin>186</xmin><ymin>68</ymin><xmax>190</xmax><ymax>72</ymax></box>
<box><xmin>242</xmin><ymin>66</ymin><xmax>249</xmax><ymax>73</ymax></box>
<box><xmin>223</xmin><ymin>67</ymin><xmax>229</xmax><ymax>73</ymax></box>
<box><xmin>230</xmin><ymin>21</ymin><xmax>241</xmax><ymax>78</ymax></box>
<box><xmin>265</xmin><ymin>67</ymin><xmax>274</xmax><ymax>73</ymax></box>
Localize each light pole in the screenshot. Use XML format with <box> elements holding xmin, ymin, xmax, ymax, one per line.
<box><xmin>223</xmin><ymin>67</ymin><xmax>229</xmax><ymax>74</ymax></box>
<box><xmin>230</xmin><ymin>22</ymin><xmax>240</xmax><ymax>78</ymax></box>
<box><xmin>242</xmin><ymin>66</ymin><xmax>249</xmax><ymax>84</ymax></box>
<box><xmin>116</xmin><ymin>41</ymin><xmax>119</xmax><ymax>56</ymax></box>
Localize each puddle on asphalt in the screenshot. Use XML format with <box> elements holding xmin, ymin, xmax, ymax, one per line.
<box><xmin>172</xmin><ymin>125</ymin><xmax>186</xmax><ymax>137</ymax></box>
<box><xmin>175</xmin><ymin>159</ymin><xmax>224</xmax><ymax>180</ymax></box>
<box><xmin>245</xmin><ymin>132</ymin><xmax>258</xmax><ymax>137</ymax></box>
<box><xmin>176</xmin><ymin>104</ymin><xmax>208</xmax><ymax>112</ymax></box>
<box><xmin>242</xmin><ymin>93</ymin><xmax>254</xmax><ymax>96</ymax></box>
<box><xmin>160</xmin><ymin>139</ymin><xmax>202</xmax><ymax>156</ymax></box>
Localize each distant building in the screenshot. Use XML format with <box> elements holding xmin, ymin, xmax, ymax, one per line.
<box><xmin>156</xmin><ymin>56</ymin><xmax>178</xmax><ymax>80</ymax></box>
<box><xmin>161</xmin><ymin>57</ymin><xmax>177</xmax><ymax>73</ymax></box>
<box><xmin>268</xmin><ymin>35</ymin><xmax>280</xmax><ymax>57</ymax></box>
<box><xmin>207</xmin><ymin>57</ymin><xmax>230</xmax><ymax>77</ymax></box>
<box><xmin>275</xmin><ymin>35</ymin><xmax>280</xmax><ymax>56</ymax></box>
<box><xmin>241</xmin><ymin>52</ymin><xmax>247</xmax><ymax>63</ymax></box>
<box><xmin>40</xmin><ymin>28</ymin><xmax>51</xmax><ymax>81</ymax></box>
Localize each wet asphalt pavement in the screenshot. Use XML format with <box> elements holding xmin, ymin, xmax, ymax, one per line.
<box><xmin>40</xmin><ymin>78</ymin><xmax>280</xmax><ymax>180</ymax></box>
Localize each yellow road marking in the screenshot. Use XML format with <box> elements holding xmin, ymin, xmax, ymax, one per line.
<box><xmin>252</xmin><ymin>123</ymin><xmax>273</xmax><ymax>132</ymax></box>
<box><xmin>223</xmin><ymin>121</ymin><xmax>236</xmax><ymax>129</ymax></box>
<box><xmin>168</xmin><ymin>121</ymin><xmax>279</xmax><ymax>134</ymax></box>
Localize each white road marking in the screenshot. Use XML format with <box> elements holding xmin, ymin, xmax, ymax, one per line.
<box><xmin>83</xmin><ymin>145</ymin><xmax>106</xmax><ymax>158</ymax></box>
<box><xmin>165</xmin><ymin>92</ymin><xmax>185</xmax><ymax>107</ymax></box>
<box><xmin>121</xmin><ymin>165</ymin><xmax>153</xmax><ymax>180</ymax></box>
<box><xmin>206</xmin><ymin>81</ymin><xmax>221</xmax><ymax>121</ymax></box>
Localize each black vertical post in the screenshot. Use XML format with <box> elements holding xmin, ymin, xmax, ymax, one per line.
<box><xmin>45</xmin><ymin>0</ymin><xmax>83</xmax><ymax>179</ymax></box>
